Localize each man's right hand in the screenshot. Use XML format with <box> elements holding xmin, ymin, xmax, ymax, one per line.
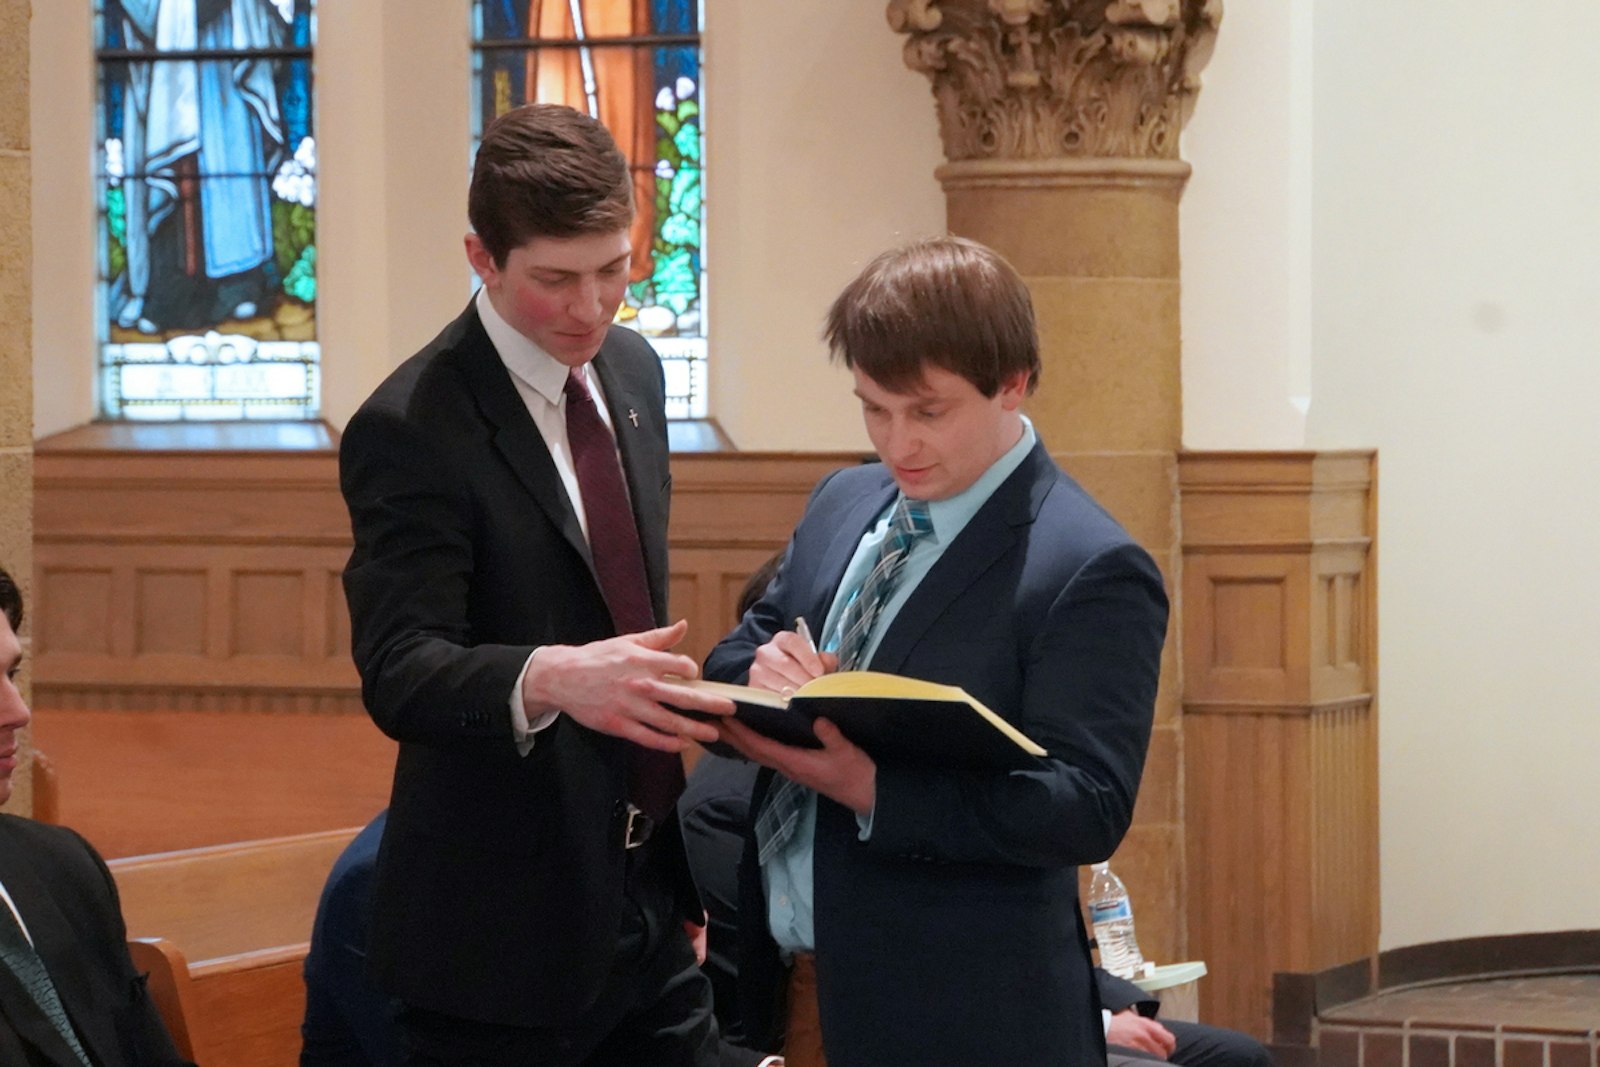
<box><xmin>520</xmin><ymin>619</ymin><xmax>733</xmax><ymax>751</ymax></box>
<box><xmin>747</xmin><ymin>629</ymin><xmax>837</xmax><ymax>697</ymax></box>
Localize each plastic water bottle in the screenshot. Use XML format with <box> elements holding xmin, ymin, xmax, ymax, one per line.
<box><xmin>1088</xmin><ymin>861</ymin><xmax>1147</xmax><ymax>978</ymax></box>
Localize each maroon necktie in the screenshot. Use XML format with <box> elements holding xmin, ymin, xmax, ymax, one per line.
<box><xmin>563</xmin><ymin>368</ymin><xmax>684</xmax><ymax>820</ymax></box>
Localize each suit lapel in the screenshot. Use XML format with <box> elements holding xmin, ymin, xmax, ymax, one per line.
<box><xmin>869</xmin><ymin>443</ymin><xmax>1052</xmax><ymax>675</ymax></box>
<box><xmin>454</xmin><ymin>303</ymin><xmax>596</xmax><ymax>573</ymax></box>
<box><xmin>0</xmin><ymin>839</ymin><xmax>112</xmax><ymax>1067</ymax></box>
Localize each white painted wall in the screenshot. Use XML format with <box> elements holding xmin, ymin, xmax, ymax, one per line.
<box><xmin>1182</xmin><ymin>2</ymin><xmax>1600</xmax><ymax>948</ymax></box>
<box><xmin>1180</xmin><ymin>0</ymin><xmax>1311</xmax><ymax>449</ymax></box>
<box><xmin>1305</xmin><ymin>3</ymin><xmax>1600</xmax><ymax>948</ymax></box>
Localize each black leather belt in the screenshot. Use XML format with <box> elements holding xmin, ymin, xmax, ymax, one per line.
<box><xmin>623</xmin><ymin>804</ymin><xmax>654</xmax><ymax>850</ymax></box>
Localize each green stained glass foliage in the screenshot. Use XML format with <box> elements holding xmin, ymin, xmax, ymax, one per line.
<box><xmin>94</xmin><ymin>0</ymin><xmax>319</xmax><ymax>421</ymax></box>
<box><xmin>472</xmin><ymin>0</ymin><xmax>707</xmax><ymax>419</ymax></box>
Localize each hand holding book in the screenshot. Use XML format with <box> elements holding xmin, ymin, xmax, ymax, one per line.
<box><xmin>678</xmin><ymin>670</ymin><xmax>1047</xmax><ymax>772</ymax></box>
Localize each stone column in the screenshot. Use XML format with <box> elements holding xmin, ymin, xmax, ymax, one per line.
<box><xmin>888</xmin><ymin>0</ymin><xmax>1222</xmax><ymax>969</ymax></box>
<box><xmin>0</xmin><ymin>0</ymin><xmax>34</xmax><ymax>815</ymax></box>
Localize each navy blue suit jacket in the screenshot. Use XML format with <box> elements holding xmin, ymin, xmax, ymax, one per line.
<box><xmin>704</xmin><ymin>440</ymin><xmax>1169</xmax><ymax>1067</ymax></box>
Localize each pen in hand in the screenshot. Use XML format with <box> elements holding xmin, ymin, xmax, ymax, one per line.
<box><xmin>794</xmin><ymin>616</ymin><xmax>818</xmax><ymax>654</ymax></box>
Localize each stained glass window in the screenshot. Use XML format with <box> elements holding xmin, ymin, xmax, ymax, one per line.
<box><xmin>472</xmin><ymin>0</ymin><xmax>707</xmax><ymax>419</ymax></box>
<box><xmin>94</xmin><ymin>0</ymin><xmax>319</xmax><ymax>421</ymax></box>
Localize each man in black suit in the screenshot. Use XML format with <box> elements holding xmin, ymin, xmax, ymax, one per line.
<box><xmin>339</xmin><ymin>103</ymin><xmax>733</xmax><ymax>1066</ymax></box>
<box><xmin>0</xmin><ymin>564</ymin><xmax>192</xmax><ymax>1067</ymax></box>
<box><xmin>705</xmin><ymin>237</ymin><xmax>1170</xmax><ymax>1066</ymax></box>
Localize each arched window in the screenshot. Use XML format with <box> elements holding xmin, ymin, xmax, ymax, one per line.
<box><xmin>472</xmin><ymin>0</ymin><xmax>706</xmax><ymax>419</ymax></box>
<box><xmin>94</xmin><ymin>0</ymin><xmax>318</xmax><ymax>420</ymax></box>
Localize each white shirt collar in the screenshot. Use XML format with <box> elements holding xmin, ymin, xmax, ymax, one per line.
<box><xmin>474</xmin><ymin>285</ymin><xmax>585</xmax><ymax>405</ymax></box>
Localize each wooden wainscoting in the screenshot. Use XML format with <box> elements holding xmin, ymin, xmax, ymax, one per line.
<box><xmin>31</xmin><ymin>425</ymin><xmax>862</xmax><ymax>712</ymax></box>
<box><xmin>32</xmin><ymin>423</ymin><xmax>359</xmax><ymax>712</ymax></box>
<box><xmin>1180</xmin><ymin>451</ymin><xmax>1379</xmax><ymax>1040</ymax></box>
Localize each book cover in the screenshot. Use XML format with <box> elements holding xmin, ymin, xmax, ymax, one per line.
<box><xmin>681</xmin><ymin>671</ymin><xmax>1047</xmax><ymax>772</ymax></box>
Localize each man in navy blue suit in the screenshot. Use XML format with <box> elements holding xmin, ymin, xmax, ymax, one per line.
<box><xmin>704</xmin><ymin>236</ymin><xmax>1170</xmax><ymax>1067</ymax></box>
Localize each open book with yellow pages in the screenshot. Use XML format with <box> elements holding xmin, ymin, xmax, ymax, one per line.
<box><xmin>679</xmin><ymin>671</ymin><xmax>1047</xmax><ymax>772</ymax></box>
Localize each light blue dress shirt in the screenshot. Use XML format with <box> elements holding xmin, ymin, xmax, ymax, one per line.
<box><xmin>763</xmin><ymin>416</ymin><xmax>1038</xmax><ymax>955</ymax></box>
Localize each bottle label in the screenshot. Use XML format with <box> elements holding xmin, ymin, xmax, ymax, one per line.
<box><xmin>1090</xmin><ymin>899</ymin><xmax>1132</xmax><ymax>924</ymax></box>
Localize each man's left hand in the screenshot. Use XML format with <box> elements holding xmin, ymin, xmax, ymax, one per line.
<box><xmin>718</xmin><ymin>716</ymin><xmax>876</xmax><ymax>815</ymax></box>
<box><xmin>1107</xmin><ymin>1010</ymin><xmax>1176</xmax><ymax>1059</ymax></box>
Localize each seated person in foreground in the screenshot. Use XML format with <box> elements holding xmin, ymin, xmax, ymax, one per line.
<box><xmin>0</xmin><ymin>563</ymin><xmax>194</xmax><ymax>1067</ymax></box>
<box><xmin>300</xmin><ymin>809</ymin><xmax>778</xmax><ymax>1067</ymax></box>
<box><xmin>1100</xmin><ymin>969</ymin><xmax>1272</xmax><ymax>1067</ymax></box>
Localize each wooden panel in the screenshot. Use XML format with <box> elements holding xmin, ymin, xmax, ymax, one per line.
<box><xmin>32</xmin><ymin>437</ymin><xmax>857</xmax><ymax>712</ymax></box>
<box><xmin>231</xmin><ymin>570</ymin><xmax>303</xmax><ymax>656</ymax></box>
<box><xmin>110</xmin><ymin>828</ymin><xmax>357</xmax><ymax>959</ymax></box>
<box><xmin>33</xmin><ymin>425</ymin><xmax>357</xmax><ymax>711</ymax></box>
<box><xmin>1180</xmin><ymin>451</ymin><xmax>1378</xmax><ymax>1039</ymax></box>
<box><xmin>135</xmin><ymin>569</ymin><xmax>207</xmax><ymax>655</ymax></box>
<box><xmin>187</xmin><ymin>953</ymin><xmax>308</xmax><ymax>1067</ymax></box>
<box><xmin>31</xmin><ymin>709</ymin><xmax>393</xmax><ymax>858</ymax></box>
<box><xmin>128</xmin><ymin>937</ymin><xmax>315</xmax><ymax>1067</ymax></box>
<box><xmin>36</xmin><ymin>566</ymin><xmax>115</xmax><ymax>655</ymax></box>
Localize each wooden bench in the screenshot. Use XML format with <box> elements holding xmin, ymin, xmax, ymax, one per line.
<box><xmin>108</xmin><ymin>826</ymin><xmax>362</xmax><ymax>1066</ymax></box>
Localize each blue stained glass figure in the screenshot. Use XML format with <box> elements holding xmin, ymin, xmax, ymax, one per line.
<box><xmin>95</xmin><ymin>0</ymin><xmax>320</xmax><ymax>420</ymax></box>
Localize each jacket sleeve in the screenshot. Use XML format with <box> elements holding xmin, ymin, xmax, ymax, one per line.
<box><xmin>1096</xmin><ymin>967</ymin><xmax>1161</xmax><ymax>1016</ymax></box>
<box><xmin>339</xmin><ymin>404</ymin><xmax>531</xmax><ymax>749</ymax></box>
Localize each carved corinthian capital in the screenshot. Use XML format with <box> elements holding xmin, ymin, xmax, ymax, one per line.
<box><xmin>887</xmin><ymin>0</ymin><xmax>1222</xmax><ymax>161</ymax></box>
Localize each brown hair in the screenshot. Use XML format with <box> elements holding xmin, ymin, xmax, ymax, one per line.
<box><xmin>735</xmin><ymin>551</ymin><xmax>786</xmax><ymax>621</ymax></box>
<box><xmin>0</xmin><ymin>564</ymin><xmax>20</xmax><ymax>632</ymax></box>
<box><xmin>468</xmin><ymin>104</ymin><xmax>635</xmax><ymax>267</ymax></box>
<box><xmin>823</xmin><ymin>235</ymin><xmax>1040</xmax><ymax>397</ymax></box>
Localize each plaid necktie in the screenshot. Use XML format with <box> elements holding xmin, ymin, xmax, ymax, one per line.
<box><xmin>0</xmin><ymin>899</ymin><xmax>94</xmax><ymax>1067</ymax></box>
<box><xmin>754</xmin><ymin>496</ymin><xmax>934</xmax><ymax>863</ymax></box>
<box><xmin>564</xmin><ymin>368</ymin><xmax>684</xmax><ymax>821</ymax></box>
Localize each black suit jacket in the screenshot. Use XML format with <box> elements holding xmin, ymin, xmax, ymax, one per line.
<box><xmin>0</xmin><ymin>815</ymin><xmax>190</xmax><ymax>1067</ymax></box>
<box><xmin>705</xmin><ymin>443</ymin><xmax>1169</xmax><ymax>1067</ymax></box>
<box><xmin>340</xmin><ymin>302</ymin><xmax>698</xmax><ymax>1028</ymax></box>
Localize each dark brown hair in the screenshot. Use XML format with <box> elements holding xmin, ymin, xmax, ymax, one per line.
<box><xmin>824</xmin><ymin>235</ymin><xmax>1040</xmax><ymax>397</ymax></box>
<box><xmin>468</xmin><ymin>104</ymin><xmax>635</xmax><ymax>267</ymax></box>
<box><xmin>735</xmin><ymin>551</ymin><xmax>786</xmax><ymax>621</ymax></box>
<box><xmin>0</xmin><ymin>564</ymin><xmax>20</xmax><ymax>632</ymax></box>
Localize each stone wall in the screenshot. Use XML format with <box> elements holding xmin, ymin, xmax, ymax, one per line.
<box><xmin>0</xmin><ymin>0</ymin><xmax>34</xmax><ymax>815</ymax></box>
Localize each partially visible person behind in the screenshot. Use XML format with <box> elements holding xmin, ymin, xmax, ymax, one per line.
<box><xmin>299</xmin><ymin>814</ymin><xmax>397</xmax><ymax>1067</ymax></box>
<box><xmin>0</xmin><ymin>563</ymin><xmax>194</xmax><ymax>1067</ymax></box>
<box><xmin>1101</xmin><ymin>969</ymin><xmax>1272</xmax><ymax>1067</ymax></box>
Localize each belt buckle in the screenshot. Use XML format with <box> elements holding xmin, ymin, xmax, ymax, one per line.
<box><xmin>623</xmin><ymin>804</ymin><xmax>654</xmax><ymax>850</ymax></box>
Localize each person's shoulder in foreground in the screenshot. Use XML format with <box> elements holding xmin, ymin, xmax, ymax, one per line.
<box><xmin>0</xmin><ymin>564</ymin><xmax>193</xmax><ymax>1067</ymax></box>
